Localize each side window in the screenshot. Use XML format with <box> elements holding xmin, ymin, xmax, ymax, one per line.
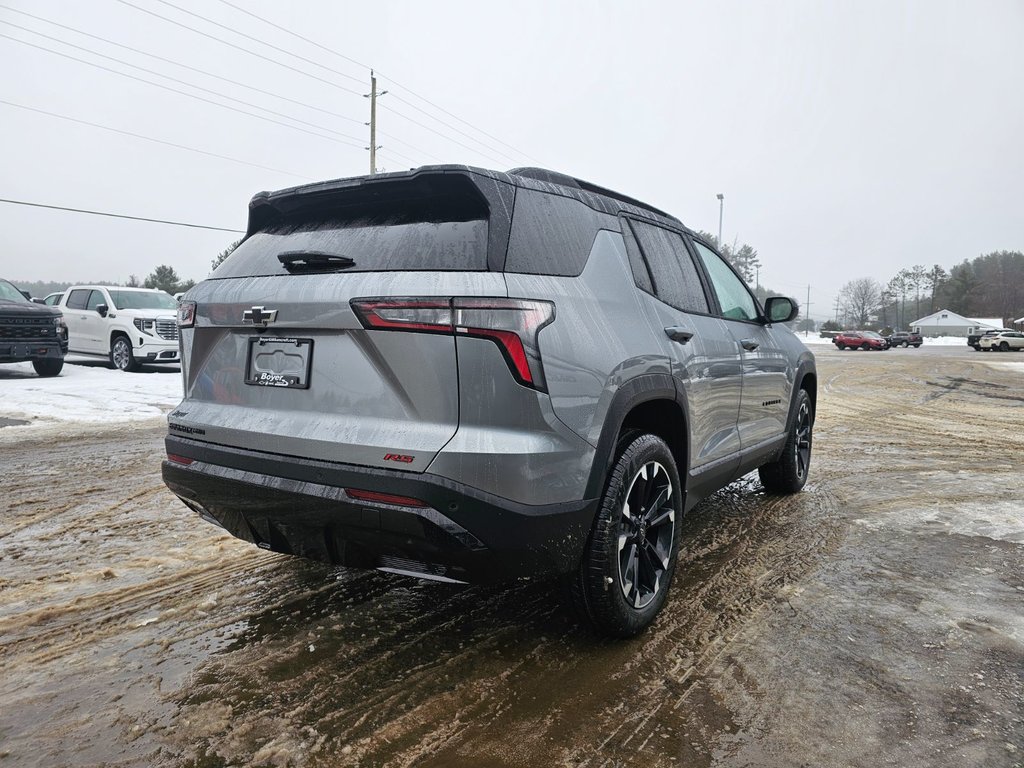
<box><xmin>628</xmin><ymin>220</ymin><xmax>709</xmax><ymax>314</ymax></box>
<box><xmin>691</xmin><ymin>240</ymin><xmax>759</xmax><ymax>322</ymax></box>
<box><xmin>86</xmin><ymin>290</ymin><xmax>106</xmax><ymax>311</ymax></box>
<box><xmin>619</xmin><ymin>219</ymin><xmax>654</xmax><ymax>293</ymax></box>
<box><xmin>65</xmin><ymin>289</ymin><xmax>90</xmax><ymax>310</ymax></box>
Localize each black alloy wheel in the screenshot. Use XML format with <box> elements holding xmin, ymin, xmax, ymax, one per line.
<box><xmin>567</xmin><ymin>432</ymin><xmax>683</xmax><ymax>637</ymax></box>
<box><xmin>617</xmin><ymin>461</ymin><xmax>675</xmax><ymax>611</ymax></box>
<box><xmin>759</xmin><ymin>388</ymin><xmax>813</xmax><ymax>494</ymax></box>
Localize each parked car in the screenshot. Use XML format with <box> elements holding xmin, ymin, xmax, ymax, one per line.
<box><xmin>0</xmin><ymin>278</ymin><xmax>68</xmax><ymax>376</ymax></box>
<box><xmin>969</xmin><ymin>328</ymin><xmax>1013</xmax><ymax>350</ymax></box>
<box><xmin>885</xmin><ymin>331</ymin><xmax>922</xmax><ymax>348</ymax></box>
<box><xmin>978</xmin><ymin>331</ymin><xmax>1024</xmax><ymax>352</ymax></box>
<box><xmin>57</xmin><ymin>286</ymin><xmax>180</xmax><ymax>371</ymax></box>
<box><xmin>161</xmin><ymin>165</ymin><xmax>817</xmax><ymax>637</ymax></box>
<box><xmin>833</xmin><ymin>331</ymin><xmax>889</xmax><ymax>350</ymax></box>
<box><xmin>42</xmin><ymin>292</ymin><xmax>64</xmax><ymax>306</ymax></box>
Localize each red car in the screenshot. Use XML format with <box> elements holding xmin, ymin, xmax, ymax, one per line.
<box><xmin>833</xmin><ymin>331</ymin><xmax>889</xmax><ymax>350</ymax></box>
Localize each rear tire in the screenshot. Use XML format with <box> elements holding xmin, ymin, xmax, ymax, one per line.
<box><xmin>567</xmin><ymin>432</ymin><xmax>683</xmax><ymax>638</ymax></box>
<box><xmin>1000</xmin><ymin>342</ymin><xmax>1010</xmax><ymax>352</ymax></box>
<box><xmin>110</xmin><ymin>334</ymin><xmax>138</xmax><ymax>372</ymax></box>
<box><xmin>32</xmin><ymin>358</ymin><xmax>63</xmax><ymax>377</ymax></box>
<box><xmin>759</xmin><ymin>389</ymin><xmax>813</xmax><ymax>494</ymax></box>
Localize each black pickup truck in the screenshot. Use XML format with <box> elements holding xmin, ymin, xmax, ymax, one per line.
<box><xmin>0</xmin><ymin>279</ymin><xmax>68</xmax><ymax>376</ymax></box>
<box><xmin>886</xmin><ymin>331</ymin><xmax>923</xmax><ymax>348</ymax></box>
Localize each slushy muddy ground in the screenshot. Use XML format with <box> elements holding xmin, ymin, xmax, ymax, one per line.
<box><xmin>1</xmin><ymin>348</ymin><xmax>1021</xmax><ymax>767</ymax></box>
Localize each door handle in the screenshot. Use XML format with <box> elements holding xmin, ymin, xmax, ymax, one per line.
<box><xmin>664</xmin><ymin>326</ymin><xmax>694</xmax><ymax>344</ymax></box>
<box><xmin>739</xmin><ymin>338</ymin><xmax>760</xmax><ymax>352</ymax></box>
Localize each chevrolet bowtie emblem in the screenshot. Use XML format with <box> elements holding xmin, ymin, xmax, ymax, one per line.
<box><xmin>242</xmin><ymin>306</ymin><xmax>278</xmax><ymax>327</ymax></box>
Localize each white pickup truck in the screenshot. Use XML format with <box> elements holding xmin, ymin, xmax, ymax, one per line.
<box><xmin>57</xmin><ymin>286</ymin><xmax>180</xmax><ymax>371</ymax></box>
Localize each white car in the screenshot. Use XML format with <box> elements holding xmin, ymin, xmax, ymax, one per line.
<box><xmin>58</xmin><ymin>286</ymin><xmax>180</xmax><ymax>371</ymax></box>
<box><xmin>978</xmin><ymin>331</ymin><xmax>1024</xmax><ymax>352</ymax></box>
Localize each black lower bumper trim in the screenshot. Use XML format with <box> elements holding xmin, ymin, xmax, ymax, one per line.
<box><xmin>162</xmin><ymin>435</ymin><xmax>598</xmax><ymax>583</ymax></box>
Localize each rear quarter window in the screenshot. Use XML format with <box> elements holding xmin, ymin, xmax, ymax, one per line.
<box><xmin>503</xmin><ymin>189</ymin><xmax>606</xmax><ymax>277</ymax></box>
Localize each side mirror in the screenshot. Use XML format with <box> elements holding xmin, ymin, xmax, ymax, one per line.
<box><xmin>764</xmin><ymin>296</ymin><xmax>798</xmax><ymax>324</ymax></box>
<box><xmin>96</xmin><ymin>303</ymin><xmax>109</xmax><ymax>317</ymax></box>
<box><xmin>20</xmin><ymin>290</ymin><xmax>32</xmax><ymax>301</ymax></box>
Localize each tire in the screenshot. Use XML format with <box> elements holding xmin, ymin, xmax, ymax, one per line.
<box><xmin>902</xmin><ymin>341</ymin><xmax>909</xmax><ymax>348</ymax></box>
<box><xmin>759</xmin><ymin>389</ymin><xmax>813</xmax><ymax>494</ymax></box>
<box><xmin>110</xmin><ymin>334</ymin><xmax>138</xmax><ymax>372</ymax></box>
<box><xmin>860</xmin><ymin>343</ymin><xmax>870</xmax><ymax>350</ymax></box>
<box><xmin>32</xmin><ymin>358</ymin><xmax>63</xmax><ymax>377</ymax></box>
<box><xmin>567</xmin><ymin>432</ymin><xmax>683</xmax><ymax>638</ymax></box>
<box><xmin>1000</xmin><ymin>342</ymin><xmax>1010</xmax><ymax>352</ymax></box>
<box><xmin>836</xmin><ymin>342</ymin><xmax>846</xmax><ymax>350</ymax></box>
<box><xmin>913</xmin><ymin>344</ymin><xmax>921</xmax><ymax>348</ymax></box>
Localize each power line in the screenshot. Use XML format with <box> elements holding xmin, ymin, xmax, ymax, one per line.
<box><xmin>151</xmin><ymin>0</ymin><xmax>365</xmax><ymax>86</ymax></box>
<box><xmin>0</xmin><ymin>33</ymin><xmax>364</xmax><ymax>150</ymax></box>
<box><xmin>0</xmin><ymin>198</ymin><xmax>243</xmax><ymax>233</ymax></box>
<box><xmin>0</xmin><ymin>20</ymin><xmax>367</xmax><ymax>145</ymax></box>
<box><xmin>210</xmin><ymin>0</ymin><xmax>537</xmax><ymax>164</ymax></box>
<box><xmin>379</xmin><ymin>103</ymin><xmax>515</xmax><ymax>167</ymax></box>
<box><xmin>0</xmin><ymin>99</ymin><xmax>311</xmax><ymax>180</ymax></box>
<box><xmin>0</xmin><ymin>4</ymin><xmax>365</xmax><ymax>127</ymax></box>
<box><xmin>114</xmin><ymin>0</ymin><xmax>364</xmax><ymax>98</ymax></box>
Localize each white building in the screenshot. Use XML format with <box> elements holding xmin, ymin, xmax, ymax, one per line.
<box><xmin>909</xmin><ymin>309</ymin><xmax>1004</xmax><ymax>337</ymax></box>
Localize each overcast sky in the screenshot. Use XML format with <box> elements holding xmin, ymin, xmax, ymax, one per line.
<box><xmin>1</xmin><ymin>0</ymin><xmax>1021</xmax><ymax>317</ymax></box>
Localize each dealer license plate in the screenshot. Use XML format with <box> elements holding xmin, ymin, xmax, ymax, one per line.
<box><xmin>245</xmin><ymin>337</ymin><xmax>313</xmax><ymax>389</ymax></box>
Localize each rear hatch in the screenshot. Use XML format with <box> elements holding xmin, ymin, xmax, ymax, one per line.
<box><xmin>174</xmin><ymin>169</ymin><xmax>515</xmax><ymax>473</ymax></box>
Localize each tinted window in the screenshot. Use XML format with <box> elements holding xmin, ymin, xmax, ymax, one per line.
<box><xmin>504</xmin><ymin>189</ymin><xmax>600</xmax><ymax>276</ymax></box>
<box><xmin>620</xmin><ymin>220</ymin><xmax>653</xmax><ymax>293</ymax></box>
<box><xmin>215</xmin><ymin>212</ymin><xmax>488</xmax><ymax>278</ymax></box>
<box><xmin>66</xmin><ymin>289</ymin><xmax>90</xmax><ymax>310</ymax></box>
<box><xmin>86</xmin><ymin>290</ymin><xmax>106</xmax><ymax>310</ymax></box>
<box><xmin>628</xmin><ymin>220</ymin><xmax>709</xmax><ymax>314</ymax></box>
<box><xmin>691</xmin><ymin>240</ymin><xmax>759</xmax><ymax>322</ymax></box>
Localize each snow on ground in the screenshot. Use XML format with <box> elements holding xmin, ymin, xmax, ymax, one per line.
<box><xmin>0</xmin><ymin>356</ymin><xmax>182</xmax><ymax>440</ymax></box>
<box><xmin>796</xmin><ymin>333</ymin><xmax>982</xmax><ymax>347</ymax></box>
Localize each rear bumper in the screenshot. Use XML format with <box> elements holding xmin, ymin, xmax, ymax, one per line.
<box><xmin>161</xmin><ymin>435</ymin><xmax>598</xmax><ymax>584</ymax></box>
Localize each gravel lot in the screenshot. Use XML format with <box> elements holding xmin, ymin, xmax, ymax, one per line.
<box><xmin>1</xmin><ymin>347</ymin><xmax>1022</xmax><ymax>767</ymax></box>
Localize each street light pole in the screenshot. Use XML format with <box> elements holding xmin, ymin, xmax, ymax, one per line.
<box><xmin>716</xmin><ymin>193</ymin><xmax>724</xmax><ymax>248</ymax></box>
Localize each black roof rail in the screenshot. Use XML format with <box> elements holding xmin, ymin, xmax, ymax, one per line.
<box><xmin>508</xmin><ymin>166</ymin><xmax>672</xmax><ymax>219</ymax></box>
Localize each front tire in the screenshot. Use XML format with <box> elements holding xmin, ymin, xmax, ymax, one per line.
<box><xmin>568</xmin><ymin>433</ymin><xmax>683</xmax><ymax>637</ymax></box>
<box><xmin>32</xmin><ymin>358</ymin><xmax>63</xmax><ymax>377</ymax></box>
<box><xmin>759</xmin><ymin>389</ymin><xmax>813</xmax><ymax>494</ymax></box>
<box><xmin>836</xmin><ymin>342</ymin><xmax>846</xmax><ymax>350</ymax></box>
<box><xmin>110</xmin><ymin>334</ymin><xmax>138</xmax><ymax>372</ymax></box>
<box><xmin>860</xmin><ymin>343</ymin><xmax>870</xmax><ymax>350</ymax></box>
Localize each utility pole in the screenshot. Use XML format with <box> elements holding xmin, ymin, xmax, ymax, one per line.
<box><xmin>804</xmin><ymin>284</ymin><xmax>812</xmax><ymax>337</ymax></box>
<box><xmin>365</xmin><ymin>70</ymin><xmax>386</xmax><ymax>174</ymax></box>
<box><xmin>716</xmin><ymin>193</ymin><xmax>724</xmax><ymax>248</ymax></box>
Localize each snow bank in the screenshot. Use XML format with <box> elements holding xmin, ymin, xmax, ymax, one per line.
<box><xmin>796</xmin><ymin>334</ymin><xmax>974</xmax><ymax>347</ymax></box>
<box><xmin>0</xmin><ymin>356</ymin><xmax>182</xmax><ymax>438</ymax></box>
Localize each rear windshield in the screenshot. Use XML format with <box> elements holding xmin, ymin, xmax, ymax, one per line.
<box><xmin>110</xmin><ymin>291</ymin><xmax>177</xmax><ymax>310</ymax></box>
<box><xmin>213</xmin><ymin>213</ymin><xmax>489</xmax><ymax>278</ymax></box>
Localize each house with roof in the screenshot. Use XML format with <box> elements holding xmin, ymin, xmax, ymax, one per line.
<box><xmin>909</xmin><ymin>309</ymin><xmax>1005</xmax><ymax>337</ymax></box>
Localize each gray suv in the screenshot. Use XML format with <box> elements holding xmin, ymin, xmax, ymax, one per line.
<box><xmin>162</xmin><ymin>166</ymin><xmax>816</xmax><ymax>636</ymax></box>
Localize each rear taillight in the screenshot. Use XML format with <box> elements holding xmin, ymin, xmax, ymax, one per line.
<box><xmin>351</xmin><ymin>297</ymin><xmax>555</xmax><ymax>391</ymax></box>
<box><xmin>178</xmin><ymin>300</ymin><xmax>196</xmax><ymax>328</ymax></box>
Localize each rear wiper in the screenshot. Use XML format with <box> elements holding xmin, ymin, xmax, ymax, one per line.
<box><xmin>277</xmin><ymin>250</ymin><xmax>356</xmax><ymax>272</ymax></box>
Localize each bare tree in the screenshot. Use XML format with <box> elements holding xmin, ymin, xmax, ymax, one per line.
<box><xmin>839</xmin><ymin>277</ymin><xmax>882</xmax><ymax>327</ymax></box>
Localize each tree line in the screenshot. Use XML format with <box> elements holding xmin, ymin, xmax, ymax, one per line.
<box><xmin>835</xmin><ymin>250</ymin><xmax>1024</xmax><ymax>330</ymax></box>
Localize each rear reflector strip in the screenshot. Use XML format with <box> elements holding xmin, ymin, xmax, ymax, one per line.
<box><xmin>345</xmin><ymin>488</ymin><xmax>428</xmax><ymax>508</ymax></box>
<box><xmin>167</xmin><ymin>453</ymin><xmax>194</xmax><ymax>465</ymax></box>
